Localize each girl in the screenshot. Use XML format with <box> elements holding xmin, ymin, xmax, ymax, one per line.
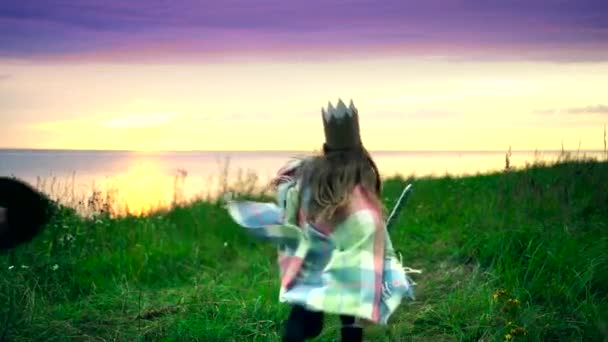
<box><xmin>226</xmin><ymin>99</ymin><xmax>416</xmax><ymax>341</ymax></box>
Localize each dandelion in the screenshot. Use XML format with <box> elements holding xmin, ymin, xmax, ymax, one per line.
<box><xmin>507</xmin><ymin>298</ymin><xmax>521</xmax><ymax>307</ymax></box>
<box><xmin>510</xmin><ymin>327</ymin><xmax>528</xmax><ymax>336</ymax></box>
<box><xmin>51</xmin><ymin>264</ymin><xmax>59</xmax><ymax>271</ymax></box>
<box><xmin>493</xmin><ymin>289</ymin><xmax>508</xmax><ymax>301</ymax></box>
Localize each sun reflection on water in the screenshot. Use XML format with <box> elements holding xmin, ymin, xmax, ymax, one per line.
<box><xmin>73</xmin><ymin>154</ymin><xmax>269</xmax><ymax>217</ymax></box>
<box><xmin>103</xmin><ymin>158</ymin><xmax>175</xmax><ymax>216</ymax></box>
<box><xmin>19</xmin><ymin>150</ymin><xmax>607</xmax><ymax>218</ymax></box>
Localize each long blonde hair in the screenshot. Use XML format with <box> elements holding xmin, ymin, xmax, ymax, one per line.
<box><xmin>296</xmin><ymin>147</ymin><xmax>384</xmax><ymax>223</ymax></box>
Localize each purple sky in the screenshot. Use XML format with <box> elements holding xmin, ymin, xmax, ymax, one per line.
<box><xmin>1</xmin><ymin>0</ymin><xmax>607</xmax><ymax>62</ymax></box>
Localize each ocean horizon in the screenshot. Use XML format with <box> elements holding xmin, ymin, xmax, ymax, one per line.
<box><xmin>1</xmin><ymin>148</ymin><xmax>605</xmax><ymax>216</ymax></box>
<box><xmin>2</xmin><ymin>148</ymin><xmax>606</xmax><ymax>153</ymax></box>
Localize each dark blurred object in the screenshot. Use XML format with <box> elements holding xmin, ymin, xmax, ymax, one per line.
<box><xmin>0</xmin><ymin>177</ymin><xmax>54</xmax><ymax>251</ymax></box>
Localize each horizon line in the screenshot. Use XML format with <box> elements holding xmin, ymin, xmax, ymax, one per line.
<box><xmin>1</xmin><ymin>148</ymin><xmax>606</xmax><ymax>154</ymax></box>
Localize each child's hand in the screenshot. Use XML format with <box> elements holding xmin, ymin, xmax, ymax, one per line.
<box><xmin>219</xmin><ymin>191</ymin><xmax>236</xmax><ymax>210</ymax></box>
<box><xmin>222</xmin><ymin>191</ymin><xmax>234</xmax><ymax>203</ymax></box>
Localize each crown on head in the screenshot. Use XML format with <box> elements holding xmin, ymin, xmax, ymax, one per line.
<box><xmin>321</xmin><ymin>99</ymin><xmax>363</xmax><ymax>151</ymax></box>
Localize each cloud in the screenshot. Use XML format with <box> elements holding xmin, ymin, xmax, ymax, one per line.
<box><xmin>533</xmin><ymin>104</ymin><xmax>608</xmax><ymax>115</ymax></box>
<box><xmin>371</xmin><ymin>109</ymin><xmax>460</xmax><ymax>120</ymax></box>
<box><xmin>1</xmin><ymin>0</ymin><xmax>607</xmax><ymax>62</ymax></box>
<box><xmin>29</xmin><ymin>118</ymin><xmax>96</xmax><ymax>131</ymax></box>
<box><xmin>563</xmin><ymin>104</ymin><xmax>608</xmax><ymax>114</ymax></box>
<box><xmin>192</xmin><ymin>111</ymin><xmax>320</xmax><ymax>121</ymax></box>
<box><xmin>222</xmin><ymin>112</ymin><xmax>276</xmax><ymax>120</ymax></box>
<box><xmin>102</xmin><ymin>112</ymin><xmax>178</xmax><ymax>128</ymax></box>
<box><xmin>29</xmin><ymin>112</ymin><xmax>179</xmax><ymax>131</ymax></box>
<box><xmin>370</xmin><ymin>85</ymin><xmax>532</xmax><ymax>106</ymax></box>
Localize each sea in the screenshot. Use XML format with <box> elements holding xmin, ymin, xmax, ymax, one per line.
<box><xmin>1</xmin><ymin>149</ymin><xmax>604</xmax><ymax>216</ymax></box>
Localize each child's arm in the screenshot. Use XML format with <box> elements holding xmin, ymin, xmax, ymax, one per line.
<box><xmin>225</xmin><ymin>173</ymin><xmax>303</xmax><ymax>248</ymax></box>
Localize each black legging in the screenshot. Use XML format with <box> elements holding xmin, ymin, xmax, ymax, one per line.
<box><xmin>282</xmin><ymin>305</ymin><xmax>363</xmax><ymax>342</ymax></box>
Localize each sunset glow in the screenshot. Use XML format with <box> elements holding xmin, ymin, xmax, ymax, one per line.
<box><xmin>1</xmin><ymin>0</ymin><xmax>607</xmax><ymax>151</ymax></box>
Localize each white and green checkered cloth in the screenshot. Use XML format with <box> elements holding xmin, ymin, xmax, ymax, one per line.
<box><xmin>226</xmin><ymin>162</ymin><xmax>416</xmax><ymax>324</ymax></box>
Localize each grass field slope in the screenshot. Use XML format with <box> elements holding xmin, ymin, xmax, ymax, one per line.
<box><xmin>1</xmin><ymin>158</ymin><xmax>607</xmax><ymax>341</ymax></box>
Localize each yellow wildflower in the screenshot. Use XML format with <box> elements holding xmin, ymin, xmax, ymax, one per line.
<box><xmin>493</xmin><ymin>289</ymin><xmax>508</xmax><ymax>301</ymax></box>
<box><xmin>507</xmin><ymin>298</ymin><xmax>521</xmax><ymax>307</ymax></box>
<box><xmin>511</xmin><ymin>327</ymin><xmax>528</xmax><ymax>336</ymax></box>
<box><xmin>505</xmin><ymin>333</ymin><xmax>513</xmax><ymax>341</ymax></box>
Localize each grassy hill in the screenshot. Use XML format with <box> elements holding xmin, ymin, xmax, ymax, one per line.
<box><xmin>1</xmin><ymin>159</ymin><xmax>607</xmax><ymax>341</ymax></box>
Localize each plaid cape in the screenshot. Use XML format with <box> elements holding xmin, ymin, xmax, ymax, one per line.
<box><xmin>226</xmin><ymin>166</ymin><xmax>415</xmax><ymax>324</ymax></box>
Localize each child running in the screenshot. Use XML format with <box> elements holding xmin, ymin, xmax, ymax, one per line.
<box><xmin>225</xmin><ymin>99</ymin><xmax>417</xmax><ymax>341</ymax></box>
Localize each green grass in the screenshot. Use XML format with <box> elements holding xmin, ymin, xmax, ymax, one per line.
<box><xmin>1</xmin><ymin>159</ymin><xmax>607</xmax><ymax>341</ymax></box>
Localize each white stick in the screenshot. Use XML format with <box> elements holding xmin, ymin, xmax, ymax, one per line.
<box><xmin>386</xmin><ymin>183</ymin><xmax>413</xmax><ymax>230</ymax></box>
